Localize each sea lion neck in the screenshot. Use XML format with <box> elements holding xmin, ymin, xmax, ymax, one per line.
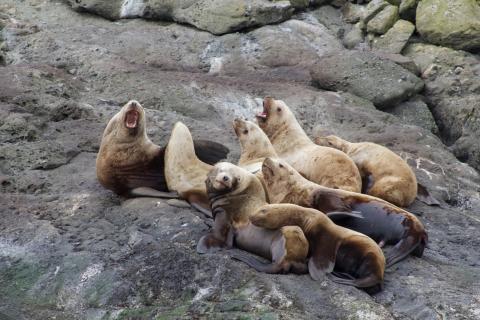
<box><xmin>267</xmin><ymin>120</ymin><xmax>311</xmax><ymax>155</ymax></box>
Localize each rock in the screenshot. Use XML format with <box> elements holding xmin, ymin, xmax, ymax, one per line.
<box><xmin>68</xmin><ymin>0</ymin><xmax>295</xmax><ymax>35</ymax></box>
<box><xmin>385</xmin><ymin>0</ymin><xmax>401</xmax><ymax>4</ymax></box>
<box><xmin>366</xmin><ymin>5</ymin><xmax>399</xmax><ymax>34</ymax></box>
<box><xmin>371</xmin><ymin>51</ymin><xmax>420</xmax><ymax>75</ymax></box>
<box><xmin>310</xmin><ymin>5</ymin><xmax>351</xmax><ymax>39</ymax></box>
<box><xmin>342</xmin><ymin>22</ymin><xmax>364</xmax><ymax>49</ymax></box>
<box><xmin>398</xmin><ymin>0</ymin><xmax>418</xmax><ymax>21</ymax></box>
<box><xmin>372</xmin><ymin>19</ymin><xmax>415</xmax><ymax>53</ymax></box>
<box><xmin>310</xmin><ymin>49</ymin><xmax>424</xmax><ymax>109</ymax></box>
<box><xmin>404</xmin><ymin>42</ymin><xmax>480</xmax><ymax>170</ymax></box>
<box><xmin>341</xmin><ymin>3</ymin><xmax>365</xmax><ymax>23</ymax></box>
<box><xmin>416</xmin><ymin>0</ymin><xmax>480</xmax><ymax>52</ymax></box>
<box><xmin>363</xmin><ymin>0</ymin><xmax>389</xmax><ymax>24</ymax></box>
<box><xmin>385</xmin><ymin>95</ymin><xmax>439</xmax><ymax>134</ymax></box>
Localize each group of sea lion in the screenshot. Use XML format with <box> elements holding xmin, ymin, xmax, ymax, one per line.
<box><xmin>97</xmin><ymin>97</ymin><xmax>430</xmax><ymax>294</ymax></box>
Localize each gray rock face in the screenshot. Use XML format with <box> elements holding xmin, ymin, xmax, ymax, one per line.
<box><xmin>366</xmin><ymin>4</ymin><xmax>399</xmax><ymax>34</ymax></box>
<box><xmin>416</xmin><ymin>0</ymin><xmax>480</xmax><ymax>52</ymax></box>
<box><xmin>372</xmin><ymin>19</ymin><xmax>415</xmax><ymax>53</ymax></box>
<box><xmin>1</xmin><ymin>1</ymin><xmax>480</xmax><ymax>319</ymax></box>
<box><xmin>310</xmin><ymin>49</ymin><xmax>424</xmax><ymax>108</ymax></box>
<box><xmin>385</xmin><ymin>95</ymin><xmax>439</xmax><ymax>134</ymax></box>
<box><xmin>404</xmin><ymin>43</ymin><xmax>480</xmax><ymax>171</ymax></box>
<box><xmin>68</xmin><ymin>0</ymin><xmax>295</xmax><ymax>35</ymax></box>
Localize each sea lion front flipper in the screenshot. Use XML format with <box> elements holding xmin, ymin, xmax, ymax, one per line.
<box><xmin>197</xmin><ymin>209</ymin><xmax>233</xmax><ymax>254</ymax></box>
<box><xmin>416</xmin><ymin>183</ymin><xmax>441</xmax><ymax>206</ymax></box>
<box><xmin>326</xmin><ymin>211</ymin><xmax>364</xmax><ymax>222</ymax></box>
<box><xmin>361</xmin><ymin>173</ymin><xmax>374</xmax><ymax>194</ymax></box>
<box><xmin>229</xmin><ymin>249</ymin><xmax>284</xmax><ymax>274</ymax></box>
<box><xmin>193</xmin><ymin>139</ymin><xmax>229</xmax><ymax>165</ymax></box>
<box><xmin>308</xmin><ymin>236</ymin><xmax>338</xmax><ymax>281</ymax></box>
<box><xmin>128</xmin><ymin>187</ymin><xmax>179</xmax><ymax>199</ymax></box>
<box><xmin>186</xmin><ymin>191</ymin><xmax>213</xmax><ymax>218</ymax></box>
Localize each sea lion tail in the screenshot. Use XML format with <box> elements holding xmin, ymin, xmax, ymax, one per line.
<box><xmin>327</xmin><ymin>273</ymin><xmax>383</xmax><ymax>293</ymax></box>
<box><xmin>229</xmin><ymin>250</ymin><xmax>283</xmax><ymax>274</ymax></box>
<box><xmin>386</xmin><ymin>233</ymin><xmax>427</xmax><ymax>267</ymax></box>
<box><xmin>193</xmin><ymin>139</ymin><xmax>229</xmax><ymax>165</ymax></box>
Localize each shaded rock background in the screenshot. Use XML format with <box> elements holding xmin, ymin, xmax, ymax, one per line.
<box><xmin>1</xmin><ymin>0</ymin><xmax>480</xmax><ymax>319</ymax></box>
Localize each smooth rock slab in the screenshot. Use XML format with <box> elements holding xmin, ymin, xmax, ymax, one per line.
<box><xmin>366</xmin><ymin>4</ymin><xmax>399</xmax><ymax>34</ymax></box>
<box><xmin>416</xmin><ymin>0</ymin><xmax>480</xmax><ymax>52</ymax></box>
<box><xmin>372</xmin><ymin>19</ymin><xmax>415</xmax><ymax>53</ymax></box>
<box><xmin>385</xmin><ymin>95</ymin><xmax>439</xmax><ymax>134</ymax></box>
<box><xmin>310</xmin><ymin>49</ymin><xmax>424</xmax><ymax>109</ymax></box>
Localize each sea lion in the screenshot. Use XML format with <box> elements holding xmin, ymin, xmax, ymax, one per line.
<box><xmin>261</xmin><ymin>157</ymin><xmax>428</xmax><ymax>267</ymax></box>
<box><xmin>197</xmin><ymin>162</ymin><xmax>309</xmax><ymax>274</ymax></box>
<box><xmin>96</xmin><ymin>100</ymin><xmax>228</xmax><ymax>199</ymax></box>
<box><xmin>255</xmin><ymin>97</ymin><xmax>362</xmax><ymax>193</ymax></box>
<box><xmin>315</xmin><ymin>135</ymin><xmax>417</xmax><ymax>207</ymax></box>
<box><xmin>251</xmin><ymin>204</ymin><xmax>385</xmax><ymax>293</ymax></box>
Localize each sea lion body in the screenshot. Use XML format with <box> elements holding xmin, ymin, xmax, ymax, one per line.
<box><xmin>256</xmin><ymin>97</ymin><xmax>361</xmax><ymax>193</ymax></box>
<box><xmin>197</xmin><ymin>163</ymin><xmax>309</xmax><ymax>274</ymax></box>
<box><xmin>261</xmin><ymin>158</ymin><xmax>427</xmax><ymax>267</ymax></box>
<box><xmin>251</xmin><ymin>204</ymin><xmax>385</xmax><ymax>293</ymax></box>
<box><xmin>315</xmin><ymin>135</ymin><xmax>417</xmax><ymax>207</ymax></box>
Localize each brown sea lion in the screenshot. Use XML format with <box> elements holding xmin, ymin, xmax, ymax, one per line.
<box><xmin>261</xmin><ymin>157</ymin><xmax>428</xmax><ymax>267</ymax></box>
<box><xmin>96</xmin><ymin>100</ymin><xmax>228</xmax><ymax>199</ymax></box>
<box><xmin>251</xmin><ymin>204</ymin><xmax>385</xmax><ymax>293</ymax></box>
<box><xmin>315</xmin><ymin>135</ymin><xmax>417</xmax><ymax>207</ymax></box>
<box><xmin>197</xmin><ymin>162</ymin><xmax>309</xmax><ymax>274</ymax></box>
<box><xmin>255</xmin><ymin>97</ymin><xmax>362</xmax><ymax>192</ymax></box>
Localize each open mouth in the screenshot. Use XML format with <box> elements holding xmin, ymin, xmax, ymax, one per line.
<box><xmin>125</xmin><ymin>110</ymin><xmax>139</xmax><ymax>129</ymax></box>
<box><xmin>262</xmin><ymin>163</ymin><xmax>275</xmax><ymax>177</ymax></box>
<box><xmin>255</xmin><ymin>100</ymin><xmax>269</xmax><ymax>122</ymax></box>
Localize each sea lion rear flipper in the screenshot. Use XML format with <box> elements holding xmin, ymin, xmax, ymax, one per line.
<box><xmin>229</xmin><ymin>249</ymin><xmax>283</xmax><ymax>274</ymax></box>
<box><xmin>361</xmin><ymin>173</ymin><xmax>374</xmax><ymax>194</ymax></box>
<box><xmin>308</xmin><ymin>236</ymin><xmax>337</xmax><ymax>281</ymax></box>
<box><xmin>386</xmin><ymin>233</ymin><xmax>426</xmax><ymax>267</ymax></box>
<box><xmin>186</xmin><ymin>191</ymin><xmax>213</xmax><ymax>218</ymax></box>
<box><xmin>193</xmin><ymin>139</ymin><xmax>229</xmax><ymax>165</ymax></box>
<box><xmin>416</xmin><ymin>183</ymin><xmax>441</xmax><ymax>206</ymax></box>
<box><xmin>128</xmin><ymin>187</ymin><xmax>179</xmax><ymax>199</ymax></box>
<box><xmin>326</xmin><ymin>211</ymin><xmax>364</xmax><ymax>222</ymax></box>
<box><xmin>327</xmin><ymin>273</ymin><xmax>383</xmax><ymax>293</ymax></box>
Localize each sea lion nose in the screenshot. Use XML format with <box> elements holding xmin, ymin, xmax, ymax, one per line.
<box><xmin>223</xmin><ymin>175</ymin><xmax>229</xmax><ymax>182</ymax></box>
<box><xmin>131</xmin><ymin>101</ymin><xmax>137</xmax><ymax>107</ymax></box>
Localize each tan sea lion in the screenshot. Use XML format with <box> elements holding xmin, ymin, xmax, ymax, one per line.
<box><xmin>261</xmin><ymin>157</ymin><xmax>428</xmax><ymax>267</ymax></box>
<box><xmin>315</xmin><ymin>135</ymin><xmax>417</xmax><ymax>207</ymax></box>
<box><xmin>197</xmin><ymin>162</ymin><xmax>309</xmax><ymax>274</ymax></box>
<box><xmin>255</xmin><ymin>97</ymin><xmax>362</xmax><ymax>192</ymax></box>
<box><xmin>96</xmin><ymin>100</ymin><xmax>228</xmax><ymax>199</ymax></box>
<box><xmin>251</xmin><ymin>204</ymin><xmax>385</xmax><ymax>293</ymax></box>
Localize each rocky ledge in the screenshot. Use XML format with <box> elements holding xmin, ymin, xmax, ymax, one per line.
<box><xmin>1</xmin><ymin>0</ymin><xmax>480</xmax><ymax>319</ymax></box>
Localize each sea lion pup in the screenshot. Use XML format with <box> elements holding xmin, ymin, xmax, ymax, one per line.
<box><xmin>96</xmin><ymin>100</ymin><xmax>228</xmax><ymax>198</ymax></box>
<box><xmin>256</xmin><ymin>97</ymin><xmax>362</xmax><ymax>193</ymax></box>
<box><xmin>314</xmin><ymin>135</ymin><xmax>417</xmax><ymax>207</ymax></box>
<box><xmin>197</xmin><ymin>162</ymin><xmax>309</xmax><ymax>274</ymax></box>
<box><xmin>251</xmin><ymin>204</ymin><xmax>385</xmax><ymax>293</ymax></box>
<box><xmin>261</xmin><ymin>157</ymin><xmax>428</xmax><ymax>267</ymax></box>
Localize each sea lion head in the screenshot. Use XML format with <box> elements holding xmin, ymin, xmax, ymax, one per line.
<box><xmin>102</xmin><ymin>100</ymin><xmax>147</xmax><ymax>143</ymax></box>
<box><xmin>261</xmin><ymin>157</ymin><xmax>297</xmax><ymax>202</ymax></box>
<box><xmin>255</xmin><ymin>97</ymin><xmax>295</xmax><ymax>138</ymax></box>
<box><xmin>314</xmin><ymin>135</ymin><xmax>345</xmax><ymax>151</ymax></box>
<box><xmin>233</xmin><ymin>118</ymin><xmax>277</xmax><ymax>160</ymax></box>
<box><xmin>206</xmin><ymin>162</ymin><xmax>244</xmax><ymax>194</ymax></box>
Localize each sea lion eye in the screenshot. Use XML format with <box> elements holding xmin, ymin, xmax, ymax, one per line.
<box><xmin>279</xmin><ymin>164</ymin><xmax>284</xmax><ymax>168</ymax></box>
<box><xmin>243</xmin><ymin>129</ymin><xmax>248</xmax><ymax>134</ymax></box>
<box><xmin>277</xmin><ymin>107</ymin><xmax>281</xmax><ymax>112</ymax></box>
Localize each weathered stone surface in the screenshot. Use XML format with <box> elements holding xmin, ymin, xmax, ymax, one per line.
<box><xmin>366</xmin><ymin>4</ymin><xmax>399</xmax><ymax>34</ymax></box>
<box><xmin>342</xmin><ymin>2</ymin><xmax>365</xmax><ymax>23</ymax></box>
<box><xmin>385</xmin><ymin>95</ymin><xmax>439</xmax><ymax>134</ymax></box>
<box><xmin>1</xmin><ymin>1</ymin><xmax>480</xmax><ymax>319</ymax></box>
<box><xmin>363</xmin><ymin>0</ymin><xmax>389</xmax><ymax>24</ymax></box>
<box><xmin>372</xmin><ymin>51</ymin><xmax>420</xmax><ymax>75</ymax></box>
<box><xmin>343</xmin><ymin>22</ymin><xmax>365</xmax><ymax>49</ymax></box>
<box><xmin>310</xmin><ymin>49</ymin><xmax>424</xmax><ymax>108</ymax></box>
<box><xmin>416</xmin><ymin>0</ymin><xmax>480</xmax><ymax>52</ymax></box>
<box><xmin>372</xmin><ymin>19</ymin><xmax>415</xmax><ymax>53</ymax></box>
<box><xmin>68</xmin><ymin>0</ymin><xmax>295</xmax><ymax>35</ymax></box>
<box><xmin>404</xmin><ymin>42</ymin><xmax>480</xmax><ymax>170</ymax></box>
<box><xmin>398</xmin><ymin>0</ymin><xmax>418</xmax><ymax>21</ymax></box>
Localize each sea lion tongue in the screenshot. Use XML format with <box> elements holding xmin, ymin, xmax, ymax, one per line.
<box><xmin>125</xmin><ymin>110</ymin><xmax>139</xmax><ymax>128</ymax></box>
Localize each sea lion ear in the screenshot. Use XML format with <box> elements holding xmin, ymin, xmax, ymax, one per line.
<box><xmin>308</xmin><ymin>236</ymin><xmax>338</xmax><ymax>281</ymax></box>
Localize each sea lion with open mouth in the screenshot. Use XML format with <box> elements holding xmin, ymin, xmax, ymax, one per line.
<box><xmin>261</xmin><ymin>157</ymin><xmax>428</xmax><ymax>267</ymax></box>
<box><xmin>96</xmin><ymin>100</ymin><xmax>229</xmax><ymax>199</ymax></box>
<box><xmin>251</xmin><ymin>204</ymin><xmax>385</xmax><ymax>294</ymax></box>
<box><xmin>256</xmin><ymin>97</ymin><xmax>362</xmax><ymax>193</ymax></box>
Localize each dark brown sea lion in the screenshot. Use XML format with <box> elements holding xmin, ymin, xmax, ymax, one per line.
<box><xmin>255</xmin><ymin>97</ymin><xmax>362</xmax><ymax>192</ymax></box>
<box><xmin>197</xmin><ymin>162</ymin><xmax>309</xmax><ymax>274</ymax></box>
<box><xmin>261</xmin><ymin>157</ymin><xmax>428</xmax><ymax>267</ymax></box>
<box><xmin>96</xmin><ymin>100</ymin><xmax>228</xmax><ymax>199</ymax></box>
<box><xmin>251</xmin><ymin>204</ymin><xmax>385</xmax><ymax>293</ymax></box>
<box><xmin>315</xmin><ymin>135</ymin><xmax>417</xmax><ymax>207</ymax></box>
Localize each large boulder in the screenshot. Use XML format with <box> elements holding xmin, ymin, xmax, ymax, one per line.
<box><xmin>310</xmin><ymin>49</ymin><xmax>424</xmax><ymax>109</ymax></box>
<box><xmin>372</xmin><ymin>19</ymin><xmax>415</xmax><ymax>53</ymax></box>
<box><xmin>416</xmin><ymin>0</ymin><xmax>480</xmax><ymax>52</ymax></box>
